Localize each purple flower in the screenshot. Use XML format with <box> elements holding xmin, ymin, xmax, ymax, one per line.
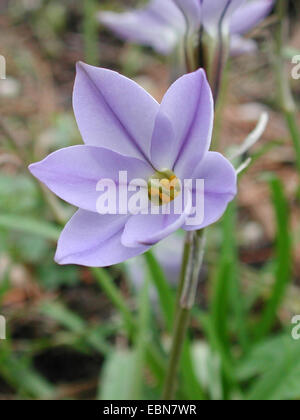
<box><xmin>99</xmin><ymin>0</ymin><xmax>186</xmax><ymax>55</ymax></box>
<box><xmin>99</xmin><ymin>0</ymin><xmax>274</xmax><ymax>56</ymax></box>
<box><xmin>29</xmin><ymin>63</ymin><xmax>236</xmax><ymax>267</ymax></box>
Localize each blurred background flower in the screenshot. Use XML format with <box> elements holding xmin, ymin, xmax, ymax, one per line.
<box><xmin>99</xmin><ymin>0</ymin><xmax>274</xmax><ymax>56</ymax></box>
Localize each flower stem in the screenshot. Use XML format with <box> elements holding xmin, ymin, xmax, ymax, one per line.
<box><xmin>162</xmin><ymin>305</ymin><xmax>190</xmax><ymax>400</ymax></box>
<box><xmin>174</xmin><ymin>1</ymin><xmax>196</xmax><ymax>73</ymax></box>
<box><xmin>209</xmin><ymin>2</ymin><xmax>231</xmax><ymax>104</ymax></box>
<box><xmin>274</xmin><ymin>0</ymin><xmax>300</xmax><ymax>176</ymax></box>
<box><xmin>83</xmin><ymin>0</ymin><xmax>100</xmax><ymax>66</ymax></box>
<box><xmin>162</xmin><ymin>230</ymin><xmax>206</xmax><ymax>400</ymax></box>
<box><xmin>175</xmin><ymin>232</ymin><xmax>194</xmax><ymax>306</ymax></box>
<box><xmin>285</xmin><ymin>111</ymin><xmax>300</xmax><ymax>176</ymax></box>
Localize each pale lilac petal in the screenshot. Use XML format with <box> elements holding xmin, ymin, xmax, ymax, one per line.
<box><xmin>150</xmin><ymin>69</ymin><xmax>214</xmax><ymax>178</ymax></box>
<box><xmin>202</xmin><ymin>0</ymin><xmax>247</xmax><ymax>36</ymax></box>
<box><xmin>149</xmin><ymin>112</ymin><xmax>176</xmax><ymax>170</ymax></box>
<box><xmin>122</xmin><ymin>192</ymin><xmax>192</xmax><ymax>247</ymax></box>
<box><xmin>29</xmin><ymin>145</ymin><xmax>152</xmax><ymax>212</ymax></box>
<box><xmin>230</xmin><ymin>0</ymin><xmax>274</xmax><ymax>35</ymax></box>
<box><xmin>73</xmin><ymin>62</ymin><xmax>159</xmax><ymax>161</ymax></box>
<box><xmin>55</xmin><ymin>210</ymin><xmax>148</xmax><ymax>267</ymax></box>
<box><xmin>99</xmin><ymin>0</ymin><xmax>185</xmax><ymax>54</ymax></box>
<box><xmin>183</xmin><ymin>152</ymin><xmax>237</xmax><ymax>230</ymax></box>
<box><xmin>230</xmin><ymin>34</ymin><xmax>257</xmax><ymax>56</ymax></box>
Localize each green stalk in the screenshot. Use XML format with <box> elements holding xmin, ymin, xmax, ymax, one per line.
<box><xmin>174</xmin><ymin>1</ymin><xmax>196</xmax><ymax>73</ymax></box>
<box><xmin>162</xmin><ymin>231</ymin><xmax>206</xmax><ymax>400</ymax></box>
<box><xmin>162</xmin><ymin>306</ymin><xmax>190</xmax><ymax>400</ymax></box>
<box><xmin>274</xmin><ymin>0</ymin><xmax>300</xmax><ymax>176</ymax></box>
<box><xmin>211</xmin><ymin>60</ymin><xmax>230</xmax><ymax>150</ymax></box>
<box><xmin>207</xmin><ymin>1</ymin><xmax>231</xmax><ymax>104</ymax></box>
<box><xmin>83</xmin><ymin>0</ymin><xmax>100</xmax><ymax>66</ymax></box>
<box><xmin>285</xmin><ymin>111</ymin><xmax>300</xmax><ymax>175</ymax></box>
<box><xmin>211</xmin><ymin>35</ymin><xmax>230</xmax><ymax>104</ymax></box>
<box><xmin>175</xmin><ymin>232</ymin><xmax>194</xmax><ymax>307</ymax></box>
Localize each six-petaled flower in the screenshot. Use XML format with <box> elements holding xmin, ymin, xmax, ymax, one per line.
<box><xmin>29</xmin><ymin>63</ymin><xmax>237</xmax><ymax>267</ymax></box>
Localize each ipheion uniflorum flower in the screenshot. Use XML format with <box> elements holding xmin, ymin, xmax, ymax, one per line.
<box><xmin>99</xmin><ymin>0</ymin><xmax>274</xmax><ymax>56</ymax></box>
<box><xmin>29</xmin><ymin>63</ymin><xmax>237</xmax><ymax>267</ymax></box>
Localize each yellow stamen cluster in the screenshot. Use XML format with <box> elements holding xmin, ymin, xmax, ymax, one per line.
<box><xmin>148</xmin><ymin>169</ymin><xmax>181</xmax><ymax>206</ymax></box>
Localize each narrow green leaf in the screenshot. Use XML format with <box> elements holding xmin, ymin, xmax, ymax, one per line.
<box><xmin>144</xmin><ymin>251</ymin><xmax>175</xmax><ymax>331</ymax></box>
<box><xmin>211</xmin><ymin>203</ymin><xmax>248</xmax><ymax>350</ymax></box>
<box><xmin>238</xmin><ymin>334</ymin><xmax>290</xmax><ymax>381</ymax></box>
<box><xmin>255</xmin><ymin>177</ymin><xmax>292</xmax><ymax>340</ymax></box>
<box><xmin>180</xmin><ymin>339</ymin><xmax>206</xmax><ymax>400</ymax></box>
<box><xmin>209</xmin><ymin>203</ymin><xmax>248</xmax><ymax>396</ymax></box>
<box><xmin>92</xmin><ymin>267</ymin><xmax>135</xmax><ymax>337</ymax></box>
<box><xmin>191</xmin><ymin>341</ymin><xmax>223</xmax><ymax>400</ymax></box>
<box><xmin>225</xmin><ymin>202</ymin><xmax>249</xmax><ymax>352</ymax></box>
<box><xmin>40</xmin><ymin>301</ymin><xmax>111</xmax><ymax>355</ymax></box>
<box><xmin>0</xmin><ymin>344</ymin><xmax>54</xmax><ymax>399</ymax></box>
<box><xmin>41</xmin><ymin>301</ymin><xmax>85</xmax><ymax>332</ymax></box>
<box><xmin>132</xmin><ymin>277</ymin><xmax>150</xmax><ymax>399</ymax></box>
<box><xmin>0</xmin><ymin>214</ymin><xmax>60</xmax><ymax>241</ymax></box>
<box><xmin>92</xmin><ymin>267</ymin><xmax>166</xmax><ymax>386</ymax></box>
<box><xmin>283</xmin><ymin>46</ymin><xmax>300</xmax><ymax>60</ymax></box>
<box><xmin>246</xmin><ymin>335</ymin><xmax>300</xmax><ymax>400</ymax></box>
<box><xmin>98</xmin><ymin>349</ymin><xmax>139</xmax><ymax>400</ymax></box>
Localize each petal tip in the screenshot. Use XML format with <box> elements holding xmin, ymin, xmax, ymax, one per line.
<box><xmin>28</xmin><ymin>162</ymin><xmax>35</xmax><ymax>174</ymax></box>
<box><xmin>28</xmin><ymin>161</ymin><xmax>41</xmax><ymax>179</ymax></box>
<box><xmin>76</xmin><ymin>60</ymin><xmax>89</xmax><ymax>73</ymax></box>
<box><xmin>98</xmin><ymin>10</ymin><xmax>116</xmax><ymax>24</ymax></box>
<box><xmin>54</xmin><ymin>248</ymin><xmax>72</xmax><ymax>266</ymax></box>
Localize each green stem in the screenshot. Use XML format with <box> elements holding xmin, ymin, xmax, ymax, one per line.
<box><xmin>208</xmin><ymin>2</ymin><xmax>230</xmax><ymax>104</ymax></box>
<box><xmin>275</xmin><ymin>0</ymin><xmax>300</xmax><ymax>175</ymax></box>
<box><xmin>83</xmin><ymin>0</ymin><xmax>99</xmax><ymax>66</ymax></box>
<box><xmin>162</xmin><ymin>306</ymin><xmax>190</xmax><ymax>400</ymax></box>
<box><xmin>175</xmin><ymin>232</ymin><xmax>193</xmax><ymax>307</ymax></box>
<box><xmin>211</xmin><ymin>61</ymin><xmax>230</xmax><ymax>150</ymax></box>
<box><xmin>211</xmin><ymin>36</ymin><xmax>229</xmax><ymax>105</ymax></box>
<box><xmin>174</xmin><ymin>2</ymin><xmax>196</xmax><ymax>73</ymax></box>
<box><xmin>162</xmin><ymin>231</ymin><xmax>206</xmax><ymax>400</ymax></box>
<box><xmin>285</xmin><ymin>111</ymin><xmax>300</xmax><ymax>175</ymax></box>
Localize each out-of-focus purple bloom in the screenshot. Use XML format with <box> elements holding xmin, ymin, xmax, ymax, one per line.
<box><xmin>29</xmin><ymin>63</ymin><xmax>236</xmax><ymax>267</ymax></box>
<box><xmin>99</xmin><ymin>0</ymin><xmax>186</xmax><ymax>55</ymax></box>
<box><xmin>99</xmin><ymin>0</ymin><xmax>274</xmax><ymax>56</ymax></box>
<box><xmin>127</xmin><ymin>232</ymin><xmax>184</xmax><ymax>292</ymax></box>
<box><xmin>230</xmin><ymin>35</ymin><xmax>257</xmax><ymax>56</ymax></box>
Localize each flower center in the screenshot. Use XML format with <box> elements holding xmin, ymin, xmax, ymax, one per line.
<box><xmin>148</xmin><ymin>169</ymin><xmax>181</xmax><ymax>206</ymax></box>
